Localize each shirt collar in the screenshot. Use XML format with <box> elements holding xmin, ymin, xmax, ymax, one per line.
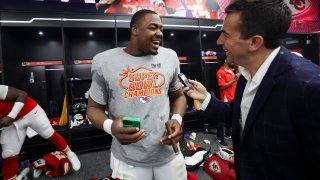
<box><xmin>238</xmin><ymin>47</ymin><xmax>280</xmax><ymax>84</ymax></box>
<box><xmin>238</xmin><ymin>66</ymin><xmax>250</xmax><ymax>81</ymax></box>
<box><xmin>225</xmin><ymin>68</ymin><xmax>234</xmax><ymax>74</ymax></box>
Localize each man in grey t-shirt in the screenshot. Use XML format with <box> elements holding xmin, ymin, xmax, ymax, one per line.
<box><xmin>87</xmin><ymin>9</ymin><xmax>187</xmax><ymax>180</ymax></box>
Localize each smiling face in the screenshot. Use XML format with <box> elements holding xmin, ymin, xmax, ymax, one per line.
<box><xmin>132</xmin><ymin>13</ymin><xmax>163</xmax><ymax>56</ymax></box>
<box><xmin>217</xmin><ymin>12</ymin><xmax>251</xmax><ymax>67</ymax></box>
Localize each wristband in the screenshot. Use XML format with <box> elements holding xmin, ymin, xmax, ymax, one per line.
<box><xmin>7</xmin><ymin>102</ymin><xmax>24</xmax><ymax>119</ymax></box>
<box><xmin>103</xmin><ymin>119</ymin><xmax>114</xmax><ymax>135</ymax></box>
<box><xmin>171</xmin><ymin>114</ymin><xmax>182</xmax><ymax>125</ymax></box>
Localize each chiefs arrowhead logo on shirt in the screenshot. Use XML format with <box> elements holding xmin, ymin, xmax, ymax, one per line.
<box><xmin>139</xmin><ymin>96</ymin><xmax>152</xmax><ymax>103</ymax></box>
<box><xmin>287</xmin><ymin>0</ymin><xmax>312</xmax><ymax>16</ymax></box>
<box><xmin>209</xmin><ymin>160</ymin><xmax>221</xmax><ymax>173</ymax></box>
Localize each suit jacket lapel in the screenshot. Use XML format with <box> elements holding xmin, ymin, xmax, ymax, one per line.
<box><xmin>233</xmin><ymin>76</ymin><xmax>246</xmax><ymax>148</ymax></box>
<box><xmin>234</xmin><ymin>76</ymin><xmax>246</xmax><ymax>123</ymax></box>
<box><xmin>241</xmin><ymin>73</ymin><xmax>275</xmax><ymax>142</ymax></box>
<box><xmin>240</xmin><ymin>46</ymin><xmax>291</xmax><ymax>143</ymax></box>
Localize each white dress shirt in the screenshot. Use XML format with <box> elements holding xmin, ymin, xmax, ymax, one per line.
<box><xmin>239</xmin><ymin>47</ymin><xmax>280</xmax><ymax>133</ymax></box>
<box><xmin>200</xmin><ymin>47</ymin><xmax>281</xmax><ymax>134</ymax></box>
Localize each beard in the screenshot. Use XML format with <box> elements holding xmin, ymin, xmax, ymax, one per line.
<box><xmin>149</xmin><ymin>50</ymin><xmax>159</xmax><ymax>55</ymax></box>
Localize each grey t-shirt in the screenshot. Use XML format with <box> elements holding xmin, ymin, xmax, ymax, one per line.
<box><xmin>89</xmin><ymin>47</ymin><xmax>181</xmax><ymax>167</ymax></box>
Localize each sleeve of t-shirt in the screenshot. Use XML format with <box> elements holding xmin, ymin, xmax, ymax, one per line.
<box><xmin>216</xmin><ymin>70</ymin><xmax>226</xmax><ymax>87</ymax></box>
<box><xmin>88</xmin><ymin>55</ymin><xmax>108</xmax><ymax>105</ymax></box>
<box><xmin>0</xmin><ymin>84</ymin><xmax>8</xmax><ymax>100</ymax></box>
<box><xmin>168</xmin><ymin>49</ymin><xmax>181</xmax><ymax>92</ymax></box>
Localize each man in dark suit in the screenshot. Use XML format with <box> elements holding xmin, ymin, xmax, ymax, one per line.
<box><xmin>183</xmin><ymin>0</ymin><xmax>320</xmax><ymax>179</ymax></box>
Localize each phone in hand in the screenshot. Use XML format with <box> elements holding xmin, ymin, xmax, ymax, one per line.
<box><xmin>178</xmin><ymin>73</ymin><xmax>193</xmax><ymax>89</ymax></box>
<box><xmin>122</xmin><ymin>117</ymin><xmax>141</xmax><ymax>128</ymax></box>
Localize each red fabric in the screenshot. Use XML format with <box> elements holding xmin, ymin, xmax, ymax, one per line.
<box><xmin>154</xmin><ymin>5</ymin><xmax>168</xmax><ymax>16</ymax></box>
<box><xmin>187</xmin><ymin>171</ymin><xmax>198</xmax><ymax>180</ymax></box>
<box><xmin>106</xmin><ymin>0</ymin><xmax>137</xmax><ymax>14</ymax></box>
<box><xmin>137</xmin><ymin>0</ymin><xmax>152</xmax><ymax>6</ymax></box>
<box><xmin>106</xmin><ymin>0</ymin><xmax>167</xmax><ymax>15</ymax></box>
<box><xmin>107</xmin><ymin>173</ymin><xmax>120</xmax><ymax>180</ymax></box>
<box><xmin>43</xmin><ymin>151</ymin><xmax>71</xmax><ymax>177</ymax></box>
<box><xmin>165</xmin><ymin>0</ymin><xmax>183</xmax><ymax>9</ymax></box>
<box><xmin>216</xmin><ymin>67</ymin><xmax>237</xmax><ymax>103</ymax></box>
<box><xmin>2</xmin><ymin>155</ymin><xmax>19</xmax><ymax>180</ymax></box>
<box><xmin>216</xmin><ymin>0</ymin><xmax>231</xmax><ymax>19</ymax></box>
<box><xmin>187</xmin><ymin>143</ymin><xmax>202</xmax><ymax>150</ymax></box>
<box><xmin>204</xmin><ymin>154</ymin><xmax>236</xmax><ymax>180</ymax></box>
<box><xmin>194</xmin><ymin>143</ymin><xmax>202</xmax><ymax>149</ymax></box>
<box><xmin>47</xmin><ymin>131</ymin><xmax>68</xmax><ymax>151</ymax></box>
<box><xmin>49</xmin><ymin>117</ymin><xmax>60</xmax><ymax>126</ymax></box>
<box><xmin>0</xmin><ymin>97</ymin><xmax>37</xmax><ymax>120</ymax></box>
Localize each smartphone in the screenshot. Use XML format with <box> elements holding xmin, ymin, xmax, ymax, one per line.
<box><xmin>178</xmin><ymin>73</ymin><xmax>193</xmax><ymax>89</ymax></box>
<box><xmin>122</xmin><ymin>116</ymin><xmax>141</xmax><ymax>128</ymax></box>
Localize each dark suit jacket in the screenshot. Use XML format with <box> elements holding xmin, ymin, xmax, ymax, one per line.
<box><xmin>203</xmin><ymin>47</ymin><xmax>320</xmax><ymax>180</ymax></box>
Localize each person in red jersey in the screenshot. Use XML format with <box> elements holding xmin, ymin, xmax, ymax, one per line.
<box><xmin>215</xmin><ymin>53</ymin><xmax>240</xmax><ymax>147</ymax></box>
<box><xmin>0</xmin><ymin>85</ymin><xmax>81</xmax><ymax>180</ymax></box>
<box><xmin>216</xmin><ymin>53</ymin><xmax>239</xmax><ymax>105</ymax></box>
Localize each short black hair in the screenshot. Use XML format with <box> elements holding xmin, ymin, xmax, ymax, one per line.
<box><xmin>226</xmin><ymin>0</ymin><xmax>292</xmax><ymax>49</ymax></box>
<box><xmin>130</xmin><ymin>9</ymin><xmax>158</xmax><ymax>30</ymax></box>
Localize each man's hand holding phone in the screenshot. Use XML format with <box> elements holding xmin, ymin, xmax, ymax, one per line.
<box><xmin>111</xmin><ymin>116</ymin><xmax>144</xmax><ymax>145</ymax></box>
<box><xmin>178</xmin><ymin>73</ymin><xmax>193</xmax><ymax>90</ymax></box>
<box><xmin>183</xmin><ymin>79</ymin><xmax>209</xmax><ymax>102</ymax></box>
<box><xmin>178</xmin><ymin>73</ymin><xmax>208</xmax><ymax>102</ymax></box>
